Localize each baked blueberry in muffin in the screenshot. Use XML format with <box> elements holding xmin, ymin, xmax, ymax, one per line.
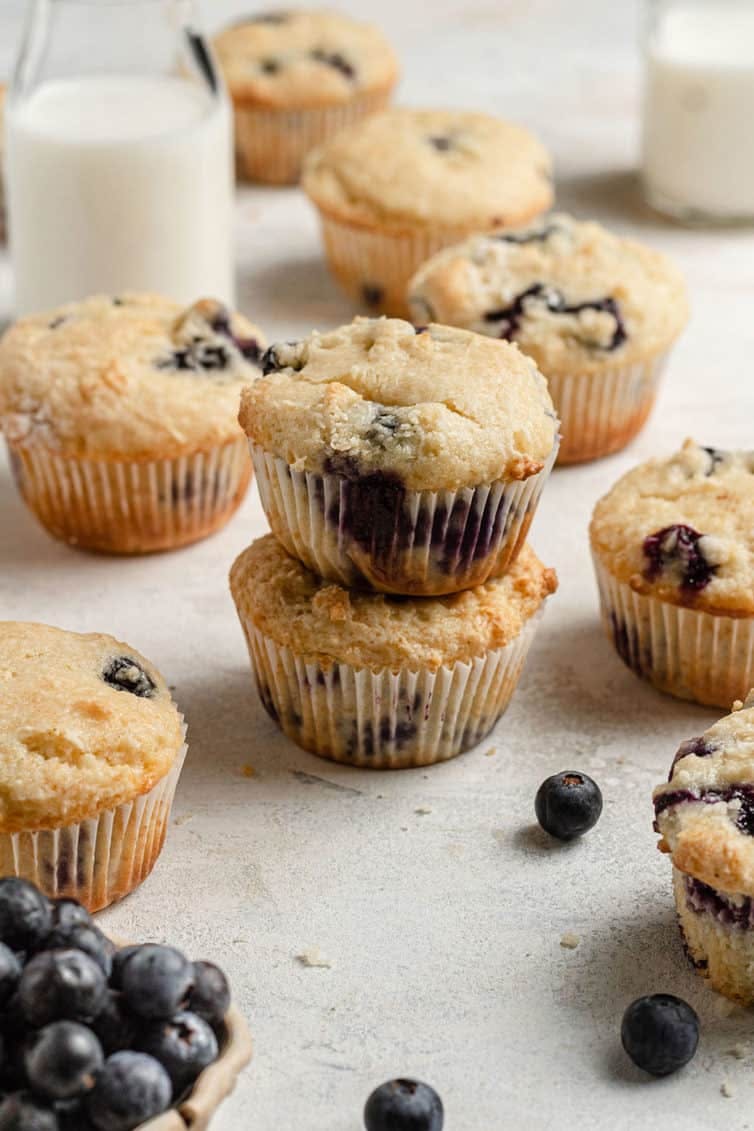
<box><xmin>409</xmin><ymin>214</ymin><xmax>688</xmax><ymax>462</ymax></box>
<box><xmin>591</xmin><ymin>440</ymin><xmax>754</xmax><ymax>707</ymax></box>
<box><xmin>240</xmin><ymin>316</ymin><xmax>558</xmax><ymax>596</ymax></box>
<box><xmin>654</xmin><ymin>692</ymin><xmax>754</xmax><ymax>1002</ymax></box>
<box><xmin>0</xmin><ymin>294</ymin><xmax>266</xmax><ymax>553</ymax></box>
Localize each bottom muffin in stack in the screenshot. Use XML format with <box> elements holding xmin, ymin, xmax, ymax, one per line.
<box><xmin>230</xmin><ymin>535</ymin><xmax>557</xmax><ymax>769</ymax></box>
<box><xmin>654</xmin><ymin>692</ymin><xmax>754</xmax><ymax>1002</ymax></box>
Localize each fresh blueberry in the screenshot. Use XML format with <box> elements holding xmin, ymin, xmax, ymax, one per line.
<box><xmin>90</xmin><ymin>993</ymin><xmax>138</xmax><ymax>1057</ymax></box>
<box><xmin>40</xmin><ymin>925</ymin><xmax>113</xmax><ymax>977</ymax></box>
<box><xmin>621</xmin><ymin>994</ymin><xmax>699</xmax><ymax>1076</ymax></box>
<box><xmin>101</xmin><ymin>657</ymin><xmax>157</xmax><ymax>699</ymax></box>
<box><xmin>19</xmin><ymin>950</ymin><xmax>108</xmax><ymax>1028</ymax></box>
<box><xmin>643</xmin><ymin>524</ymin><xmax>715</xmax><ymax>592</ymax></box>
<box><xmin>49</xmin><ymin>900</ymin><xmax>92</xmax><ymax>934</ymax></box>
<box><xmin>86</xmin><ymin>1052</ymin><xmax>171</xmax><ymax>1131</ymax></box>
<box><xmin>0</xmin><ymin>944</ymin><xmax>22</xmax><ymax>1008</ymax></box>
<box><xmin>0</xmin><ymin>1095</ymin><xmax>59</xmax><ymax>1131</ymax></box>
<box><xmin>187</xmin><ymin>962</ymin><xmax>230</xmax><ymax>1028</ymax></box>
<box><xmin>535</xmin><ymin>771</ymin><xmax>603</xmax><ymax>841</ymax></box>
<box><xmin>25</xmin><ymin>1022</ymin><xmax>104</xmax><ymax>1102</ymax></box>
<box><xmin>109</xmin><ymin>947</ymin><xmax>140</xmax><ymax>993</ymax></box>
<box><xmin>120</xmin><ymin>946</ymin><xmax>193</xmax><ymax>1020</ymax></box>
<box><xmin>364</xmin><ymin>1079</ymin><xmax>444</xmax><ymax>1131</ymax></box>
<box><xmin>136</xmin><ymin>1011</ymin><xmax>218</xmax><ymax>1097</ymax></box>
<box><xmin>0</xmin><ymin>880</ymin><xmax>52</xmax><ymax>952</ymax></box>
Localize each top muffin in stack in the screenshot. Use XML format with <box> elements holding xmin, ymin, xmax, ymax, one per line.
<box><xmin>240</xmin><ymin>315</ymin><xmax>558</xmax><ymax>595</ymax></box>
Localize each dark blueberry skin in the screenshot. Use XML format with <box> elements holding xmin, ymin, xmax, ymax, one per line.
<box><xmin>260</xmin><ymin>341</ymin><xmax>303</xmax><ymax>375</ymax></box>
<box><xmin>0</xmin><ymin>879</ymin><xmax>52</xmax><ymax>952</ymax></box>
<box><xmin>137</xmin><ymin>1011</ymin><xmax>218</xmax><ymax>1097</ymax></box>
<box><xmin>310</xmin><ymin>48</ymin><xmax>355</xmax><ymax>80</ymax></box>
<box><xmin>535</xmin><ymin>771</ymin><xmax>603</xmax><ymax>841</ymax></box>
<box><xmin>0</xmin><ymin>1094</ymin><xmax>59</xmax><ymax>1131</ymax></box>
<box><xmin>364</xmin><ymin>1079</ymin><xmax>444</xmax><ymax>1131</ymax></box>
<box><xmin>427</xmin><ymin>135</ymin><xmax>452</xmax><ymax>151</ymax></box>
<box><xmin>496</xmin><ymin>223</ymin><xmax>558</xmax><ymax>245</ymax></box>
<box><xmin>25</xmin><ymin>1022</ymin><xmax>104</xmax><ymax>1102</ymax></box>
<box><xmin>621</xmin><ymin>994</ymin><xmax>699</xmax><ymax>1077</ymax></box>
<box><xmin>90</xmin><ymin>992</ymin><xmax>138</xmax><ymax>1056</ymax></box>
<box><xmin>0</xmin><ymin>943</ymin><xmax>22</xmax><ymax>1008</ymax></box>
<box><xmin>86</xmin><ymin>1052</ymin><xmax>172</xmax><ymax>1131</ymax></box>
<box><xmin>187</xmin><ymin>962</ymin><xmax>230</xmax><ymax>1027</ymax></box>
<box><xmin>109</xmin><ymin>947</ymin><xmax>141</xmax><ymax>993</ymax></box>
<box><xmin>362</xmin><ymin>284</ymin><xmax>385</xmax><ymax>309</ymax></box>
<box><xmin>120</xmin><ymin>946</ymin><xmax>193</xmax><ymax>1020</ymax></box>
<box><xmin>19</xmin><ymin>950</ymin><xmax>108</xmax><ymax>1028</ymax></box>
<box><xmin>643</xmin><ymin>524</ymin><xmax>715</xmax><ymax>592</ymax></box>
<box><xmin>668</xmin><ymin>736</ymin><xmax>715</xmax><ymax>780</ymax></box>
<box><xmin>49</xmin><ymin>900</ymin><xmax>92</xmax><ymax>934</ymax></box>
<box><xmin>684</xmin><ymin>875</ymin><xmax>754</xmax><ymax>928</ymax></box>
<box><xmin>655</xmin><ymin>783</ymin><xmax>754</xmax><ymax>836</ymax></box>
<box><xmin>101</xmin><ymin>657</ymin><xmax>157</xmax><ymax>699</ymax></box>
<box><xmin>40</xmin><ymin>924</ymin><xmax>113</xmax><ymax>977</ymax></box>
<box><xmin>485</xmin><ymin>283</ymin><xmax>626</xmax><ymax>351</ymax></box>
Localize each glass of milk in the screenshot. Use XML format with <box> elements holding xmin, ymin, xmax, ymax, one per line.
<box><xmin>6</xmin><ymin>0</ymin><xmax>235</xmax><ymax>314</ymax></box>
<box><xmin>642</xmin><ymin>0</ymin><xmax>754</xmax><ymax>223</ymax></box>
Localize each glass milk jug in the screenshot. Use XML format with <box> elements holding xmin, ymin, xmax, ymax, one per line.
<box><xmin>641</xmin><ymin>0</ymin><xmax>754</xmax><ymax>224</ymax></box>
<box><xmin>6</xmin><ymin>0</ymin><xmax>235</xmax><ymax>315</ymax></box>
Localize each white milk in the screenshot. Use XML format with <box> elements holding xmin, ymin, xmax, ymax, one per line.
<box><xmin>642</xmin><ymin>2</ymin><xmax>754</xmax><ymax>220</ymax></box>
<box><xmin>6</xmin><ymin>74</ymin><xmax>234</xmax><ymax>314</ymax></box>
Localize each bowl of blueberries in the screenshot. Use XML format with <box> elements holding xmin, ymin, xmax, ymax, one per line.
<box><xmin>0</xmin><ymin>878</ymin><xmax>252</xmax><ymax>1131</ymax></box>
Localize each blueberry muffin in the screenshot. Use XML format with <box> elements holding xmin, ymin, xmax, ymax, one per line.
<box><xmin>591</xmin><ymin>440</ymin><xmax>754</xmax><ymax>707</ymax></box>
<box><xmin>409</xmin><ymin>214</ymin><xmax>688</xmax><ymax>463</ymax></box>
<box><xmin>654</xmin><ymin>693</ymin><xmax>754</xmax><ymax>1002</ymax></box>
<box><xmin>0</xmin><ymin>294</ymin><xmax>265</xmax><ymax>553</ymax></box>
<box><xmin>0</xmin><ymin>622</ymin><xmax>186</xmax><ymax>911</ymax></box>
<box><xmin>302</xmin><ymin>107</ymin><xmax>553</xmax><ymax>317</ymax></box>
<box><xmin>239</xmin><ymin>316</ymin><xmax>559</xmax><ymax>595</ymax></box>
<box><xmin>213</xmin><ymin>10</ymin><xmax>399</xmax><ymax>184</ymax></box>
<box><xmin>230</xmin><ymin>535</ymin><xmax>557</xmax><ymax>769</ymax></box>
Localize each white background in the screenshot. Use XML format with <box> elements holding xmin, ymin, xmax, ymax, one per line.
<box><xmin>3</xmin><ymin>2</ymin><xmax>754</xmax><ymax>1129</ymax></box>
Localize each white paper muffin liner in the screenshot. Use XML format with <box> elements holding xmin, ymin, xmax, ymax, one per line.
<box><xmin>142</xmin><ymin>1005</ymin><xmax>252</xmax><ymax>1131</ymax></box>
<box><xmin>548</xmin><ymin>349</ymin><xmax>670</xmax><ymax>464</ymax></box>
<box><xmin>0</xmin><ymin>729</ymin><xmax>187</xmax><ymax>913</ymax></box>
<box><xmin>236</xmin><ymin>609</ymin><xmax>544</xmax><ymax>769</ymax></box>
<box><xmin>250</xmin><ymin>439</ymin><xmax>558</xmax><ymax>595</ymax></box>
<box><xmin>5</xmin><ymin>436</ymin><xmax>251</xmax><ymax>554</ymax></box>
<box><xmin>593</xmin><ymin>555</ymin><xmax>754</xmax><ymax>708</ymax></box>
<box><xmin>233</xmin><ymin>88</ymin><xmax>393</xmax><ymax>185</ymax></box>
<box><xmin>314</xmin><ymin>212</ymin><xmax>483</xmax><ymax>318</ymax></box>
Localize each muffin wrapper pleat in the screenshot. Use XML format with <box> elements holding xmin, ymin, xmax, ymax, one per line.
<box><xmin>0</xmin><ymin>729</ymin><xmax>187</xmax><ymax>913</ymax></box>
<box><xmin>234</xmin><ymin>611</ymin><xmax>545</xmax><ymax>769</ymax></box>
<box><xmin>548</xmin><ymin>350</ymin><xmax>671</xmax><ymax>464</ymax></box>
<box><xmin>5</xmin><ymin>437</ymin><xmax>251</xmax><ymax>554</ymax></box>
<box><xmin>314</xmin><ymin>212</ymin><xmax>481</xmax><ymax>318</ymax></box>
<box><xmin>250</xmin><ymin>440</ymin><xmax>558</xmax><ymax>596</ymax></box>
<box><xmin>593</xmin><ymin>555</ymin><xmax>754</xmax><ymax>709</ymax></box>
<box><xmin>233</xmin><ymin>88</ymin><xmax>394</xmax><ymax>185</ymax></box>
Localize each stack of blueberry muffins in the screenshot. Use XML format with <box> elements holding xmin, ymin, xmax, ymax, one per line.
<box><xmin>229</xmin><ymin>315</ymin><xmax>560</xmax><ymax>770</ymax></box>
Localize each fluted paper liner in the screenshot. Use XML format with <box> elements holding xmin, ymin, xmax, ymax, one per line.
<box><xmin>5</xmin><ymin>436</ymin><xmax>251</xmax><ymax>554</ymax></box>
<box><xmin>549</xmin><ymin>350</ymin><xmax>670</xmax><ymax>464</ymax></box>
<box><xmin>250</xmin><ymin>439</ymin><xmax>558</xmax><ymax>596</ymax></box>
<box><xmin>234</xmin><ymin>88</ymin><xmax>393</xmax><ymax>185</ymax></box>
<box><xmin>594</xmin><ymin>555</ymin><xmax>754</xmax><ymax>708</ymax></box>
<box><xmin>236</xmin><ymin>610</ymin><xmax>545</xmax><ymax>769</ymax></box>
<box><xmin>0</xmin><ymin>727</ymin><xmax>187</xmax><ymax>913</ymax></box>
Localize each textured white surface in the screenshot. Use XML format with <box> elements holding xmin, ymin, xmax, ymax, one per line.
<box><xmin>3</xmin><ymin>2</ymin><xmax>754</xmax><ymax>1129</ymax></box>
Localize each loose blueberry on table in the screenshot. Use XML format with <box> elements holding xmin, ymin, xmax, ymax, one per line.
<box><xmin>0</xmin><ymin>878</ymin><xmax>235</xmax><ymax>1131</ymax></box>
<box><xmin>535</xmin><ymin>771</ymin><xmax>603</xmax><ymax>841</ymax></box>
<box><xmin>621</xmin><ymin>994</ymin><xmax>699</xmax><ymax>1077</ymax></box>
<box><xmin>364</xmin><ymin>1078</ymin><xmax>444</xmax><ymax>1131</ymax></box>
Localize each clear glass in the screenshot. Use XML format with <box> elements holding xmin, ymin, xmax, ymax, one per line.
<box><xmin>6</xmin><ymin>0</ymin><xmax>235</xmax><ymax>314</ymax></box>
<box><xmin>641</xmin><ymin>0</ymin><xmax>754</xmax><ymax>224</ymax></box>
